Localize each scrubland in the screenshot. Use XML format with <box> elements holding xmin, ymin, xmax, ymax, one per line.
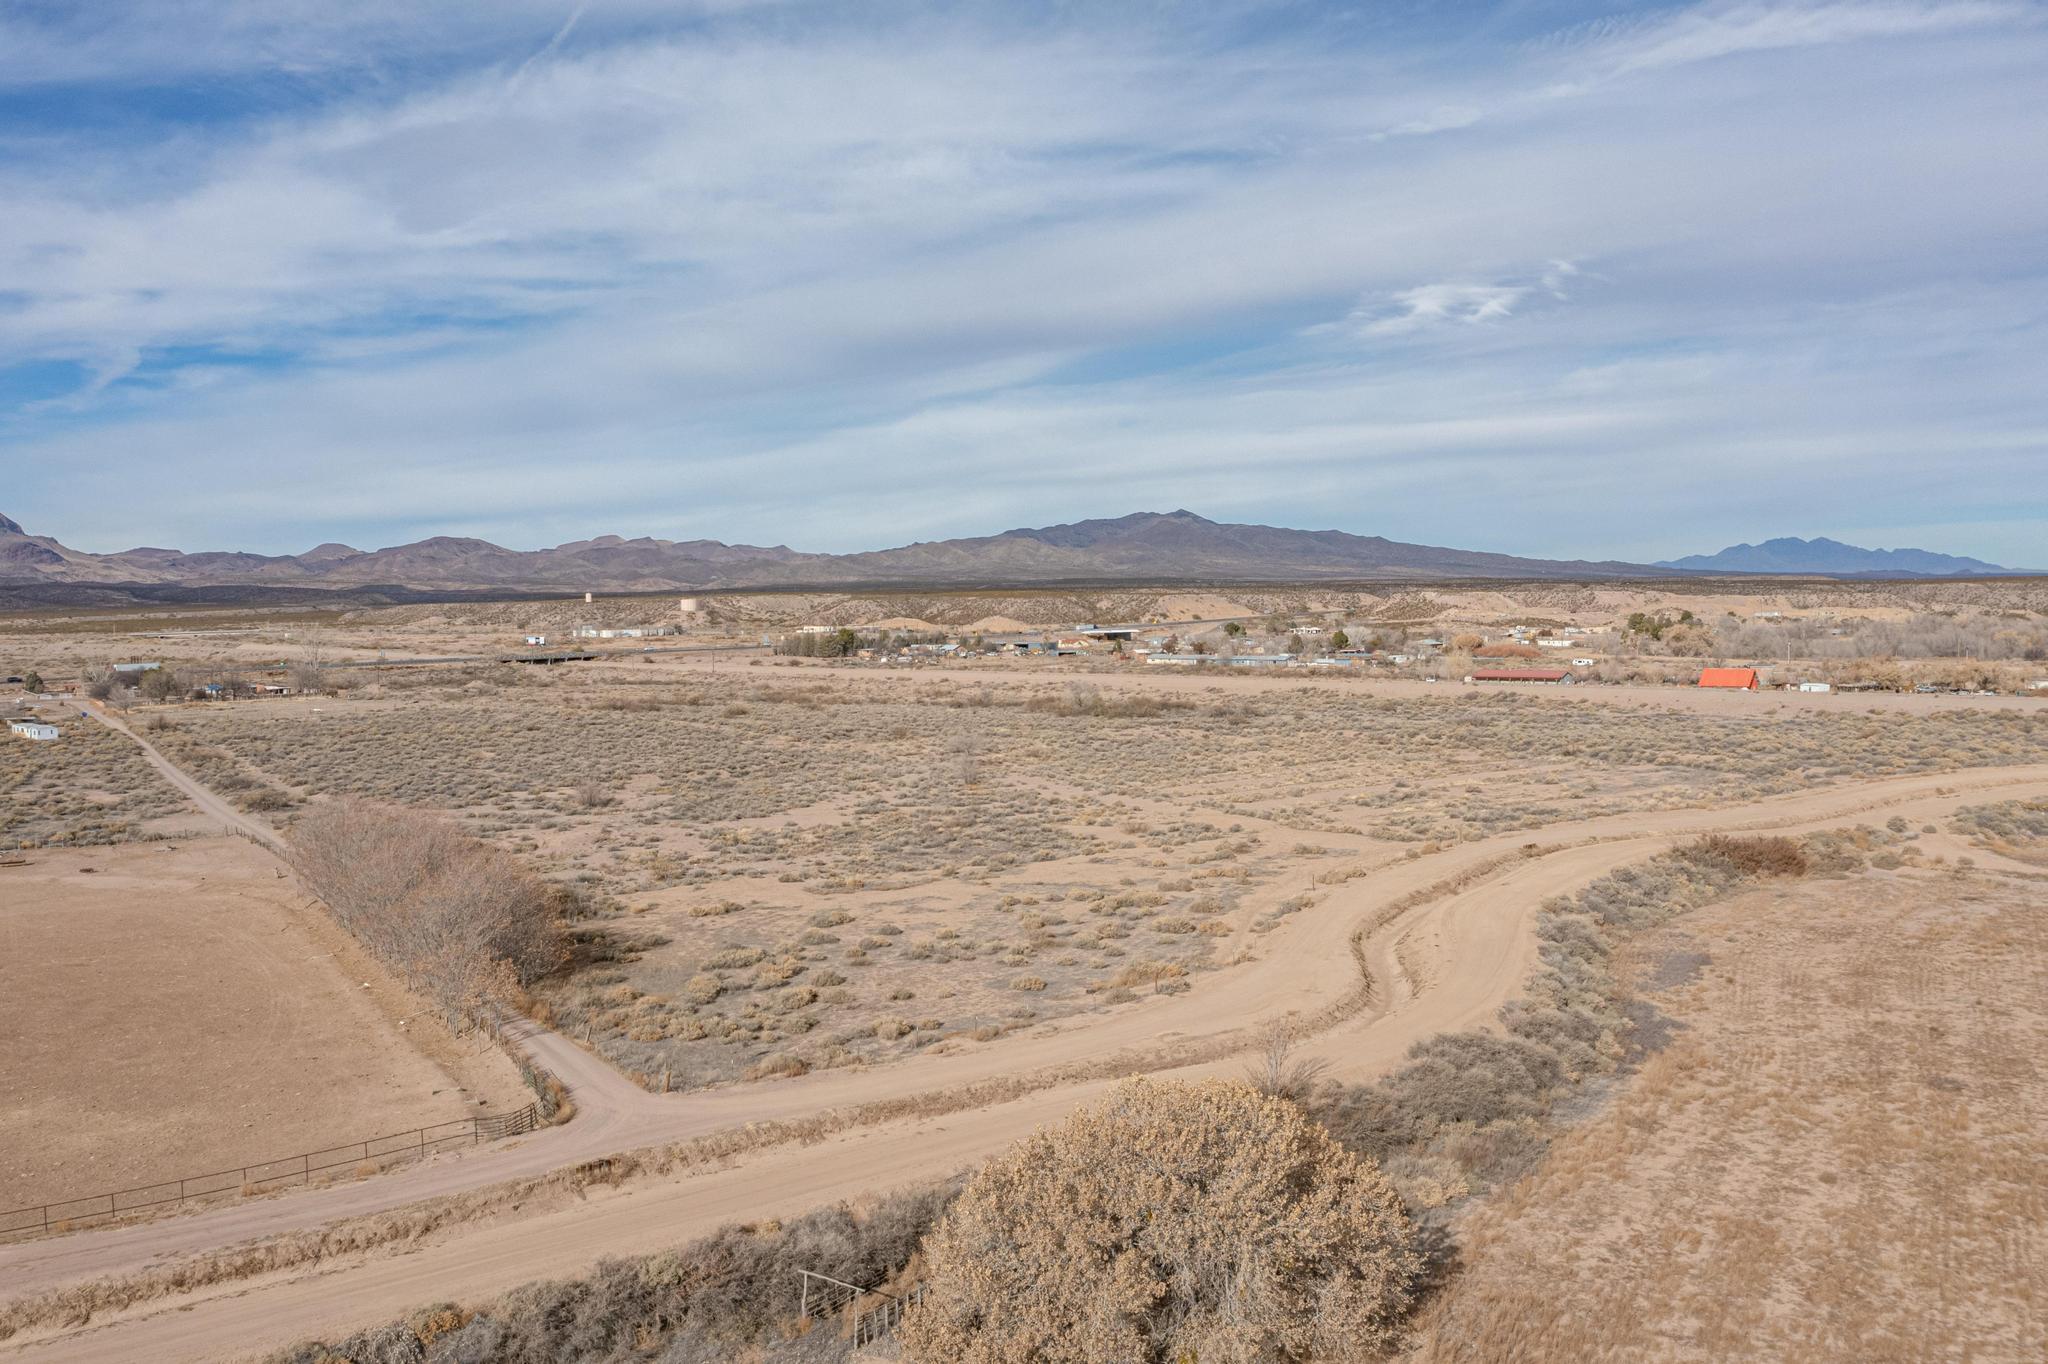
<box><xmin>1406</xmin><ymin>865</ymin><xmax>2048</xmax><ymax>1362</ymax></box>
<box><xmin>0</xmin><ymin>718</ymin><xmax>189</xmax><ymax>847</ymax></box>
<box><xmin>141</xmin><ymin>667</ymin><xmax>2048</xmax><ymax>1091</ymax></box>
<box><xmin>275</xmin><ymin>822</ymin><xmax>2047</xmax><ymax>1364</ymax></box>
<box><xmin>1951</xmin><ymin>797</ymin><xmax>2048</xmax><ymax>865</ymax></box>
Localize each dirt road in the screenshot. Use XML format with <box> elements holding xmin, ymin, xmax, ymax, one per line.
<box><xmin>6</xmin><ymin>755</ymin><xmax>2046</xmax><ymax>1362</ymax></box>
<box><xmin>79</xmin><ymin>703</ymin><xmax>288</xmax><ymax>857</ymax></box>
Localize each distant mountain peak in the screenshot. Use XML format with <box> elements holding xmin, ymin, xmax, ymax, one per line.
<box><xmin>1659</xmin><ymin>536</ymin><xmax>2011</xmax><ymax>576</ymax></box>
<box><xmin>0</xmin><ymin>513</ymin><xmax>24</xmax><ymax>536</ymax></box>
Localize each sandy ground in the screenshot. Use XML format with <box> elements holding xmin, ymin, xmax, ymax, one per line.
<box><xmin>1405</xmin><ymin>867</ymin><xmax>2048</xmax><ymax>1362</ymax></box>
<box><xmin>5</xmin><ymin>767</ymin><xmax>2046</xmax><ymax>1362</ymax></box>
<box><xmin>0</xmin><ymin>837</ymin><xmax>528</xmax><ymax>1214</ymax></box>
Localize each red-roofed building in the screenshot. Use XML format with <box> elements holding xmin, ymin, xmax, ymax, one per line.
<box><xmin>1698</xmin><ymin>667</ymin><xmax>1760</xmax><ymax>690</ymax></box>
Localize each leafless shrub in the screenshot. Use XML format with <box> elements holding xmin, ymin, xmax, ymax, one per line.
<box><xmin>292</xmin><ymin>799</ymin><xmax>566</xmax><ymax>1027</ymax></box>
<box><xmin>903</xmin><ymin>1078</ymin><xmax>1420</xmax><ymax>1363</ymax></box>
<box><xmin>1679</xmin><ymin>834</ymin><xmax>1809</xmax><ymax>879</ymax></box>
<box><xmin>1246</xmin><ymin>1023</ymin><xmax>1329</xmax><ymax>1105</ymax></box>
<box><xmin>270</xmin><ymin>1182</ymin><xmax>959</xmax><ymax>1364</ymax></box>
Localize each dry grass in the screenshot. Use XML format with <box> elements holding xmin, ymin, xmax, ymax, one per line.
<box><xmin>0</xmin><ymin>719</ymin><xmax>189</xmax><ymax>846</ymax></box>
<box><xmin>144</xmin><ymin>673</ymin><xmax>2048</xmax><ymax>1090</ymax></box>
<box><xmin>1403</xmin><ymin>870</ymin><xmax>2048</xmax><ymax>1363</ymax></box>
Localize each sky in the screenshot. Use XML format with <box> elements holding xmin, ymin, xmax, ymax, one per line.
<box><xmin>1</xmin><ymin>0</ymin><xmax>2045</xmax><ymax>565</ymax></box>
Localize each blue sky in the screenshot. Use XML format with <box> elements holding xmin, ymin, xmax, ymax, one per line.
<box><xmin>1</xmin><ymin>0</ymin><xmax>2044</xmax><ymax>564</ymax></box>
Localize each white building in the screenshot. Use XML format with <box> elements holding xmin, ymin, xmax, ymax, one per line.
<box><xmin>8</xmin><ymin>718</ymin><xmax>59</xmax><ymax>741</ymax></box>
<box><xmin>524</xmin><ymin>634</ymin><xmax>548</xmax><ymax>646</ymax></box>
<box><xmin>1570</xmin><ymin>657</ymin><xmax>1598</xmax><ymax>667</ymax></box>
<box><xmin>1536</xmin><ymin>638</ymin><xmax>1574</xmax><ymax>649</ymax></box>
<box><xmin>1797</xmin><ymin>681</ymin><xmax>1832</xmax><ymax>693</ymax></box>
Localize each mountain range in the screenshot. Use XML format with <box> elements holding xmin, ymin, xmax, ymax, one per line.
<box><xmin>1656</xmin><ymin>537</ymin><xmax>2012</xmax><ymax>576</ymax></box>
<box><xmin>0</xmin><ymin>511</ymin><xmax>2026</xmax><ymax>605</ymax></box>
<box><xmin>0</xmin><ymin>510</ymin><xmax>1677</xmax><ymax>597</ymax></box>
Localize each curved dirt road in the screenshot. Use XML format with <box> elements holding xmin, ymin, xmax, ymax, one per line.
<box><xmin>5</xmin><ymin>758</ymin><xmax>2046</xmax><ymax>1362</ymax></box>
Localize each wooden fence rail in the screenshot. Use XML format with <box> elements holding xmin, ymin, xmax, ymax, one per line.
<box><xmin>0</xmin><ymin>1102</ymin><xmax>539</xmax><ymax>1239</ymax></box>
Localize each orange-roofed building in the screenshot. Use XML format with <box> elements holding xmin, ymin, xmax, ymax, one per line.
<box><xmin>1698</xmin><ymin>667</ymin><xmax>1760</xmax><ymax>690</ymax></box>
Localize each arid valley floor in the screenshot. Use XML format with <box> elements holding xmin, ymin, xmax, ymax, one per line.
<box><xmin>2</xmin><ymin>581</ymin><xmax>2045</xmax><ymax>1363</ymax></box>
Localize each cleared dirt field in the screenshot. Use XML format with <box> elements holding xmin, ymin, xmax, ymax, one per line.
<box><xmin>0</xmin><ymin>839</ymin><xmax>529</xmax><ymax>1215</ymax></box>
<box><xmin>1405</xmin><ymin>867</ymin><xmax>2048</xmax><ymax>1363</ymax></box>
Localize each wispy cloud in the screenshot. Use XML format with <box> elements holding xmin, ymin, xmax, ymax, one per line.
<box><xmin>0</xmin><ymin>1</ymin><xmax>2043</xmax><ymax>565</ymax></box>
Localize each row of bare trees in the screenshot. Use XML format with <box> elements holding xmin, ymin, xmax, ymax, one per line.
<box><xmin>292</xmin><ymin>799</ymin><xmax>564</xmax><ymax>1029</ymax></box>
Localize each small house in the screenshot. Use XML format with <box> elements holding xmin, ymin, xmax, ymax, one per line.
<box><xmin>1570</xmin><ymin>657</ymin><xmax>1598</xmax><ymax>667</ymax></box>
<box><xmin>1698</xmin><ymin>668</ymin><xmax>1760</xmax><ymax>691</ymax></box>
<box><xmin>1796</xmin><ymin>681</ymin><xmax>1832</xmax><ymax>693</ymax></box>
<box><xmin>8</xmin><ymin>718</ymin><xmax>59</xmax><ymax>741</ymax></box>
<box><xmin>525</xmin><ymin>634</ymin><xmax>547</xmax><ymax>646</ymax></box>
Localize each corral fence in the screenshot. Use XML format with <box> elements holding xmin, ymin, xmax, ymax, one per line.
<box><xmin>0</xmin><ymin>1102</ymin><xmax>540</xmax><ymax>1240</ymax></box>
<box><xmin>798</xmin><ymin>1269</ymin><xmax>929</xmax><ymax>1349</ymax></box>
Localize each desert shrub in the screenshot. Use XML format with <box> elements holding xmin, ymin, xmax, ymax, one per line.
<box><xmin>1319</xmin><ymin>1033</ymin><xmax>1565</xmax><ymax>1157</ymax></box>
<box><xmin>275</xmin><ymin>1184</ymin><xmax>958</xmax><ymax>1364</ymax></box>
<box><xmin>1952</xmin><ymin>798</ymin><xmax>2048</xmax><ymax>843</ymax></box>
<box><xmin>1678</xmin><ymin>834</ymin><xmax>1809</xmax><ymax>879</ymax></box>
<box><xmin>903</xmin><ymin>1078</ymin><xmax>1420</xmax><ymax>1364</ymax></box>
<box><xmin>292</xmin><ymin>799</ymin><xmax>566</xmax><ymax>1026</ymax></box>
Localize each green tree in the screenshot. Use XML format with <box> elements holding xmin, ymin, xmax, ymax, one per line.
<box><xmin>1223</xmin><ymin>621</ymin><xmax>1245</xmax><ymax>637</ymax></box>
<box><xmin>1330</xmin><ymin>630</ymin><xmax>1349</xmax><ymax>650</ymax></box>
<box><xmin>20</xmin><ymin>670</ymin><xmax>42</xmax><ymax>693</ymax></box>
<box><xmin>832</xmin><ymin>627</ymin><xmax>860</xmax><ymax>657</ymax></box>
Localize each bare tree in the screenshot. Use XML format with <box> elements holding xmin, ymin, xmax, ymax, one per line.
<box><xmin>293</xmin><ymin>799</ymin><xmax>565</xmax><ymax>1028</ymax></box>
<box><xmin>1246</xmin><ymin>1021</ymin><xmax>1329</xmax><ymax>1105</ymax></box>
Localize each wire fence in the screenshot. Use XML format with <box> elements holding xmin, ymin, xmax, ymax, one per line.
<box><xmin>797</xmin><ymin>1269</ymin><xmax>927</xmax><ymax>1348</ymax></box>
<box><xmin>0</xmin><ymin>1102</ymin><xmax>540</xmax><ymax>1240</ymax></box>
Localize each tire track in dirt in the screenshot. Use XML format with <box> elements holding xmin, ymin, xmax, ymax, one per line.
<box><xmin>8</xmin><ymin>763</ymin><xmax>2048</xmax><ymax>1363</ymax></box>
